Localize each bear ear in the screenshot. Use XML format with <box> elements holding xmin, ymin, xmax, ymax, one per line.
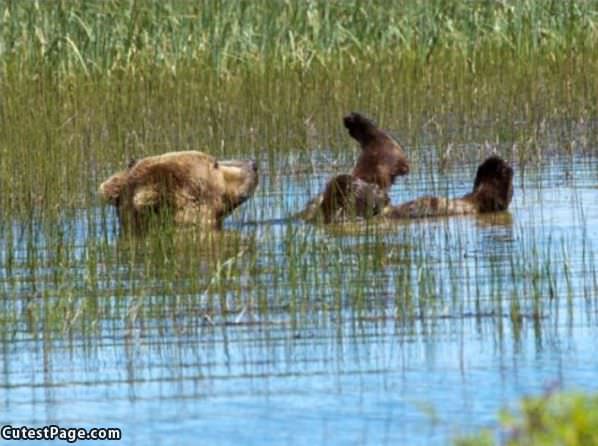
<box><xmin>213</xmin><ymin>161</ymin><xmax>219</xmax><ymax>169</ymax></box>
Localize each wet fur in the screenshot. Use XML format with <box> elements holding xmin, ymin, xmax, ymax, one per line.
<box><xmin>319</xmin><ymin>175</ymin><xmax>389</xmax><ymax>223</ymax></box>
<box><xmin>344</xmin><ymin>112</ymin><xmax>409</xmax><ymax>190</ymax></box>
<box><xmin>384</xmin><ymin>156</ymin><xmax>513</xmax><ymax>219</ymax></box>
<box><xmin>99</xmin><ymin>151</ymin><xmax>258</xmax><ymax>231</ymax></box>
<box><xmin>300</xmin><ymin>112</ymin><xmax>408</xmax><ymax>223</ymax></box>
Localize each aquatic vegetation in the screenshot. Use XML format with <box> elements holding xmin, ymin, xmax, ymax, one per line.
<box><xmin>456</xmin><ymin>391</ymin><xmax>598</xmax><ymax>446</ymax></box>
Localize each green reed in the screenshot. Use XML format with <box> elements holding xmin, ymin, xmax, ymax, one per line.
<box><xmin>2</xmin><ymin>0</ymin><xmax>597</xmax><ymax>76</ymax></box>
<box><xmin>1</xmin><ymin>201</ymin><xmax>596</xmax><ymax>347</ymax></box>
<box><xmin>1</xmin><ymin>53</ymin><xmax>596</xmax><ymax>217</ymax></box>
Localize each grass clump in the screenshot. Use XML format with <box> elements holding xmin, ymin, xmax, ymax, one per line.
<box><xmin>456</xmin><ymin>391</ymin><xmax>598</xmax><ymax>446</ymax></box>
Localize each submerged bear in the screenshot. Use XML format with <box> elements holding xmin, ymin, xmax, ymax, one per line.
<box><xmin>99</xmin><ymin>151</ymin><xmax>258</xmax><ymax>231</ymax></box>
<box><xmin>301</xmin><ymin>112</ymin><xmax>409</xmax><ymax>223</ymax></box>
<box><xmin>319</xmin><ymin>174</ymin><xmax>390</xmax><ymax>223</ymax></box>
<box><xmin>384</xmin><ymin>156</ymin><xmax>513</xmax><ymax>219</ymax></box>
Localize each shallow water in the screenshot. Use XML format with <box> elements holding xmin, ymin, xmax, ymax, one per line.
<box><xmin>1</xmin><ymin>153</ymin><xmax>598</xmax><ymax>445</ymax></box>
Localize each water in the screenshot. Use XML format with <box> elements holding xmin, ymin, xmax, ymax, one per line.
<box><xmin>1</xmin><ymin>153</ymin><xmax>598</xmax><ymax>445</ymax></box>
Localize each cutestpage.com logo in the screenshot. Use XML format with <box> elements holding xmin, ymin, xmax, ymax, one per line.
<box><xmin>1</xmin><ymin>424</ymin><xmax>122</xmax><ymax>443</ymax></box>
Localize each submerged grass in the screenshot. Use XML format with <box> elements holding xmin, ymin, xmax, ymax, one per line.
<box><xmin>0</xmin><ymin>0</ymin><xmax>596</xmax><ymax>340</ymax></box>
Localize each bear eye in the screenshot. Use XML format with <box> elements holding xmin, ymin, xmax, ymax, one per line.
<box><xmin>213</xmin><ymin>161</ymin><xmax>219</xmax><ymax>169</ymax></box>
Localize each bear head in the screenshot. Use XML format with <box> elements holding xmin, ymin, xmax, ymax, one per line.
<box><xmin>471</xmin><ymin>156</ymin><xmax>514</xmax><ymax>212</ymax></box>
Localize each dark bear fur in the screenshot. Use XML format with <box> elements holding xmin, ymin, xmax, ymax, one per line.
<box><xmin>299</xmin><ymin>112</ymin><xmax>409</xmax><ymax>223</ymax></box>
<box><xmin>344</xmin><ymin>112</ymin><xmax>409</xmax><ymax>190</ymax></box>
<box><xmin>320</xmin><ymin>174</ymin><xmax>389</xmax><ymax>223</ymax></box>
<box><xmin>384</xmin><ymin>156</ymin><xmax>513</xmax><ymax>219</ymax></box>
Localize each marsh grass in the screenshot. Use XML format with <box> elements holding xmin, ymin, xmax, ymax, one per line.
<box><xmin>2</xmin><ymin>56</ymin><xmax>596</xmax><ymax>217</ymax></box>
<box><xmin>1</xmin><ymin>156</ymin><xmax>597</xmax><ymax>446</ymax></box>
<box><xmin>1</xmin><ymin>1</ymin><xmax>598</xmax><ymax>216</ymax></box>
<box><xmin>2</xmin><ymin>1</ymin><xmax>597</xmax><ymax>74</ymax></box>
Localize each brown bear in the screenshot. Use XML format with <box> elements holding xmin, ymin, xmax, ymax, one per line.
<box><xmin>319</xmin><ymin>174</ymin><xmax>390</xmax><ymax>223</ymax></box>
<box><xmin>300</xmin><ymin>112</ymin><xmax>409</xmax><ymax>223</ymax></box>
<box><xmin>99</xmin><ymin>151</ymin><xmax>258</xmax><ymax>231</ymax></box>
<box><xmin>345</xmin><ymin>112</ymin><xmax>409</xmax><ymax>189</ymax></box>
<box><xmin>383</xmin><ymin>156</ymin><xmax>513</xmax><ymax>219</ymax></box>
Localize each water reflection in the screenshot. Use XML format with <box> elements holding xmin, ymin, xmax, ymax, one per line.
<box><xmin>1</xmin><ymin>157</ymin><xmax>598</xmax><ymax>445</ymax></box>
